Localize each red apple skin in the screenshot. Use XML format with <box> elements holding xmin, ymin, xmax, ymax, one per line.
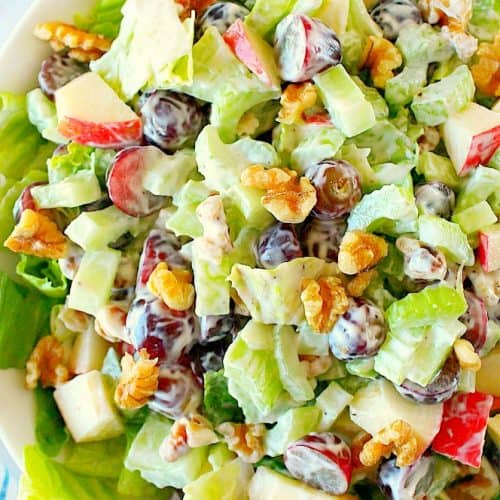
<box><xmin>223</xmin><ymin>19</ymin><xmax>276</xmax><ymax>87</ymax></box>
<box><xmin>478</xmin><ymin>228</ymin><xmax>500</xmax><ymax>272</ymax></box>
<box><xmin>58</xmin><ymin>116</ymin><xmax>143</xmax><ymax>148</ymax></box>
<box><xmin>459</xmin><ymin>125</ymin><xmax>500</xmax><ymax>176</ymax></box>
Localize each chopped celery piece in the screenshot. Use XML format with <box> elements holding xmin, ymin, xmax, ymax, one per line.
<box><xmin>468</xmin><ymin>0</ymin><xmax>500</xmax><ymax>43</ymax></box>
<box><xmin>385</xmin><ymin>64</ymin><xmax>428</xmax><ymax>109</ymax></box>
<box><xmin>50</xmin><ymin>305</ymin><xmax>77</xmax><ymax>343</ymax></box>
<box><xmin>31</xmin><ymin>170</ymin><xmax>102</xmax><ymax>208</ymax></box>
<box><xmin>273</xmin><ymin>325</ymin><xmax>315</xmax><ymax>402</ymax></box>
<box><xmin>229</xmin><ymin>258</ymin><xmax>339</xmax><ymax>325</ymax></box>
<box><xmin>65</xmin><ymin>205</ymin><xmax>141</xmax><ymax>250</ymax></box>
<box><xmin>315</xmin><ymin>381</ymin><xmax>353</xmax><ymax>432</ymax></box>
<box><xmin>347</xmin><ymin>184</ymin><xmax>418</xmax><ymax>235</ymax></box>
<box><xmin>416</xmin><ymin>151</ymin><xmax>462</xmax><ymax>190</ymax></box>
<box><xmin>455</xmin><ymin>166</ymin><xmax>500</xmax><ymax>212</ymax></box>
<box><xmin>264</xmin><ymin>407</ymin><xmax>321</xmax><ymax>456</ymax></box>
<box><xmin>68</xmin><ymin>248</ymin><xmax>121</xmax><ymax>315</ymax></box>
<box><xmin>418</xmin><ymin>214</ymin><xmax>474</xmax><ymax>265</ymax></box>
<box><xmin>297</xmin><ymin>323</ymin><xmax>330</xmax><ymax>356</ymax></box>
<box><xmin>411</xmin><ymin>66</ymin><xmax>475</xmax><ymax>126</ymax></box>
<box><xmin>452</xmin><ymin>201</ymin><xmax>497</xmax><ymax>234</ymax></box>
<box><xmin>386</xmin><ymin>284</ymin><xmax>467</xmax><ymax>331</ymax></box>
<box><xmin>346</xmin><ymin>0</ymin><xmax>383</xmax><ymax>38</ymax></box>
<box><xmin>352</xmin><ymin>76</ymin><xmax>388</xmax><ymax>119</ymax></box>
<box><xmin>240</xmin><ymin>320</ymin><xmax>274</xmax><ymax>351</ymax></box>
<box><xmin>346</xmin><ymin>358</ymin><xmax>377</xmax><ymax>379</ymax></box>
<box><xmin>318</xmin><ymin>358</ymin><xmax>347</xmax><ymax>381</ymax></box>
<box><xmin>313</xmin><ymin>65</ymin><xmax>376</xmax><ymax>137</ymax></box>
<box><xmin>457</xmin><ymin>369</ymin><xmax>476</xmax><ymax>393</ymax></box>
<box><xmin>225</xmin><ymin>184</ymin><xmax>274</xmax><ymax>231</ymax></box>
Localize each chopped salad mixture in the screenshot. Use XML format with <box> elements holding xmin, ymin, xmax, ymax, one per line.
<box><xmin>0</xmin><ymin>0</ymin><xmax>499</xmax><ymax>498</ymax></box>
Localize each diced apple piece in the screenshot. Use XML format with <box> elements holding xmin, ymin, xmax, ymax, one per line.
<box><xmin>54</xmin><ymin>370</ymin><xmax>124</xmax><ymax>443</ymax></box>
<box><xmin>478</xmin><ymin>223</ymin><xmax>500</xmax><ymax>272</ymax></box>
<box><xmin>349</xmin><ymin>378</ymin><xmax>443</xmax><ymax>456</ymax></box>
<box><xmin>442</xmin><ymin>103</ymin><xmax>500</xmax><ymax>176</ymax></box>
<box><xmin>249</xmin><ymin>466</ymin><xmax>354</xmax><ymax>500</ymax></box>
<box><xmin>223</xmin><ymin>19</ymin><xmax>280</xmax><ymax>88</ymax></box>
<box><xmin>55</xmin><ymin>72</ymin><xmax>142</xmax><ymax>148</ymax></box>
<box><xmin>476</xmin><ymin>345</ymin><xmax>500</xmax><ymax>396</ymax></box>
<box><xmin>69</xmin><ymin>327</ymin><xmax>110</xmax><ymax>375</ymax></box>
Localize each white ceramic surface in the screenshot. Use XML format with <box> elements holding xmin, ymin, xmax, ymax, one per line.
<box><xmin>0</xmin><ymin>0</ymin><xmax>96</xmax><ymax>469</ymax></box>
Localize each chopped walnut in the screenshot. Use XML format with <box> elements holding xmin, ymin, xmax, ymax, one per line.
<box><xmin>471</xmin><ymin>34</ymin><xmax>500</xmax><ymax>97</ymax></box>
<box><xmin>147</xmin><ymin>262</ymin><xmax>195</xmax><ymax>312</ymax></box>
<box><xmin>278</xmin><ymin>83</ymin><xmax>318</xmax><ymax>125</ymax></box>
<box><xmin>360</xmin><ymin>36</ymin><xmax>402</xmax><ymax>88</ymax></box>
<box><xmin>301</xmin><ymin>277</ymin><xmax>349</xmax><ymax>333</ymax></box>
<box><xmin>95</xmin><ymin>304</ymin><xmax>129</xmax><ymax>343</ymax></box>
<box><xmin>241</xmin><ymin>165</ymin><xmax>317</xmax><ymax>223</ymax></box>
<box><xmin>338</xmin><ymin>231</ymin><xmax>388</xmax><ymax>275</ymax></box>
<box><xmin>4</xmin><ymin>209</ymin><xmax>68</xmax><ymax>259</ymax></box>
<box><xmin>34</xmin><ymin>22</ymin><xmax>111</xmax><ymax>61</ymax></box>
<box><xmin>115</xmin><ymin>349</ymin><xmax>160</xmax><ymax>410</ymax></box>
<box><xmin>160</xmin><ymin>414</ymin><xmax>218</xmax><ymax>462</ymax></box>
<box><xmin>351</xmin><ymin>431</ymin><xmax>373</xmax><ymax>470</ymax></box>
<box><xmin>217</xmin><ymin>423</ymin><xmax>266</xmax><ymax>463</ymax></box>
<box><xmin>347</xmin><ymin>270</ymin><xmax>378</xmax><ymax>298</ymax></box>
<box><xmin>299</xmin><ymin>354</ymin><xmax>334</xmax><ymax>378</ymax></box>
<box><xmin>359</xmin><ymin>420</ymin><xmax>420</xmax><ymax>467</ymax></box>
<box><xmin>25</xmin><ymin>336</ymin><xmax>70</xmax><ymax>389</ymax></box>
<box><xmin>453</xmin><ymin>339</ymin><xmax>482</xmax><ymax>372</ymax></box>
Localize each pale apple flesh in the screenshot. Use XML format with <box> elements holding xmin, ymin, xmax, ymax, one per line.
<box><xmin>478</xmin><ymin>224</ymin><xmax>500</xmax><ymax>272</ymax></box>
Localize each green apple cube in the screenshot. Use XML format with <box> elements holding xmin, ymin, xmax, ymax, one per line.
<box><xmin>411</xmin><ymin>65</ymin><xmax>474</xmax><ymax>126</ymax></box>
<box><xmin>385</xmin><ymin>64</ymin><xmax>428</xmax><ymax>109</ymax></box>
<box><xmin>54</xmin><ymin>370</ymin><xmax>124</xmax><ymax>443</ymax></box>
<box><xmin>264</xmin><ymin>407</ymin><xmax>321</xmax><ymax>456</ymax></box>
<box><xmin>69</xmin><ymin>328</ymin><xmax>110</xmax><ymax>375</ymax></box>
<box><xmin>315</xmin><ymin>381</ymin><xmax>353</xmax><ymax>432</ymax></box>
<box><xmin>68</xmin><ymin>248</ymin><xmax>121</xmax><ymax>315</ymax></box>
<box><xmin>65</xmin><ymin>205</ymin><xmax>140</xmax><ymax>250</ymax></box>
<box><xmin>452</xmin><ymin>201</ymin><xmax>497</xmax><ymax>234</ymax></box>
<box><xmin>313</xmin><ymin>65</ymin><xmax>376</xmax><ymax>137</ymax></box>
<box><xmin>416</xmin><ymin>151</ymin><xmax>462</xmax><ymax>190</ymax></box>
<box><xmin>418</xmin><ymin>214</ymin><xmax>474</xmax><ymax>265</ymax></box>
<box><xmin>455</xmin><ymin>166</ymin><xmax>500</xmax><ymax>212</ymax></box>
<box><xmin>31</xmin><ymin>170</ymin><xmax>102</xmax><ymax>208</ymax></box>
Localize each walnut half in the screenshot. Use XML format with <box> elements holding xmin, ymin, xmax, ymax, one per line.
<box><xmin>217</xmin><ymin>423</ymin><xmax>266</xmax><ymax>463</ymax></box>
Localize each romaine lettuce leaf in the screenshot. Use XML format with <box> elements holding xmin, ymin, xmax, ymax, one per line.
<box><xmin>16</xmin><ymin>255</ymin><xmax>68</xmax><ymax>298</ymax></box>
<box><xmin>91</xmin><ymin>0</ymin><xmax>195</xmax><ymax>100</ymax></box>
<box><xmin>75</xmin><ymin>0</ymin><xmax>126</xmax><ymax>39</ymax></box>
<box><xmin>203</xmin><ymin>370</ymin><xmax>244</xmax><ymax>426</ymax></box>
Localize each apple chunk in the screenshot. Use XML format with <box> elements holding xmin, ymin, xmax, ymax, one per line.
<box><xmin>223</xmin><ymin>19</ymin><xmax>280</xmax><ymax>88</ymax></box>
<box><xmin>55</xmin><ymin>72</ymin><xmax>142</xmax><ymax>148</ymax></box>
<box><xmin>478</xmin><ymin>223</ymin><xmax>500</xmax><ymax>272</ymax></box>
<box><xmin>442</xmin><ymin>103</ymin><xmax>500</xmax><ymax>176</ymax></box>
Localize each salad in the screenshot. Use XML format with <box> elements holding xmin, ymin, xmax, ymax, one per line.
<box><xmin>0</xmin><ymin>0</ymin><xmax>499</xmax><ymax>498</ymax></box>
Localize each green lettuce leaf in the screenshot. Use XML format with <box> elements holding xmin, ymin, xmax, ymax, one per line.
<box><xmin>468</xmin><ymin>0</ymin><xmax>500</xmax><ymax>42</ymax></box>
<box><xmin>203</xmin><ymin>370</ymin><xmax>244</xmax><ymax>426</ymax></box>
<box><xmin>245</xmin><ymin>0</ymin><xmax>298</xmax><ymax>39</ymax></box>
<box><xmin>75</xmin><ymin>0</ymin><xmax>126</xmax><ymax>39</ymax></box>
<box><xmin>16</xmin><ymin>255</ymin><xmax>68</xmax><ymax>298</ymax></box>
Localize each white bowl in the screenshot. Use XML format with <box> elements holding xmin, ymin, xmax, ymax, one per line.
<box><xmin>0</xmin><ymin>0</ymin><xmax>95</xmax><ymax>469</ymax></box>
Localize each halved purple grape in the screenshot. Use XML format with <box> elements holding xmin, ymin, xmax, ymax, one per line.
<box><xmin>306</xmin><ymin>160</ymin><xmax>361</xmax><ymax>219</ymax></box>
<box><xmin>275</xmin><ymin>14</ymin><xmax>342</xmax><ymax>82</ymax></box>
<box><xmin>378</xmin><ymin>455</ymin><xmax>433</xmax><ymax>500</ymax></box>
<box><xmin>301</xmin><ymin>217</ymin><xmax>347</xmax><ymax>262</ymax></box>
<box><xmin>329</xmin><ymin>297</ymin><xmax>386</xmax><ymax>360</ymax></box>
<box><xmin>460</xmin><ymin>290</ymin><xmax>488</xmax><ymax>352</ymax></box>
<box><xmin>140</xmin><ymin>90</ymin><xmax>205</xmax><ymax>153</ymax></box>
<box><xmin>255</xmin><ymin>222</ymin><xmax>303</xmax><ymax>269</ymax></box>
<box><xmin>190</xmin><ymin>336</ymin><xmax>233</xmax><ymax>381</ymax></box>
<box><xmin>38</xmin><ymin>53</ymin><xmax>88</xmax><ymax>99</ymax></box>
<box><xmin>415</xmin><ymin>182</ymin><xmax>455</xmax><ymax>219</ymax></box>
<box><xmin>394</xmin><ymin>354</ymin><xmax>460</xmax><ymax>405</ymax></box>
<box><xmin>198</xmin><ymin>2</ymin><xmax>249</xmax><ymax>35</ymax></box>
<box><xmin>370</xmin><ymin>0</ymin><xmax>423</xmax><ymax>41</ymax></box>
<box><xmin>199</xmin><ymin>311</ymin><xmax>247</xmax><ymax>343</ymax></box>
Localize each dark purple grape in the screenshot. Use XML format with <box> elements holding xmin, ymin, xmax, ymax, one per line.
<box><xmin>38</xmin><ymin>53</ymin><xmax>88</xmax><ymax>99</ymax></box>
<box><xmin>198</xmin><ymin>2</ymin><xmax>249</xmax><ymax>35</ymax></box>
<box><xmin>274</xmin><ymin>14</ymin><xmax>342</xmax><ymax>83</ymax></box>
<box><xmin>199</xmin><ymin>312</ymin><xmax>245</xmax><ymax>343</ymax></box>
<box><xmin>126</xmin><ymin>296</ymin><xmax>199</xmax><ymax>365</ymax></box>
<box><xmin>394</xmin><ymin>354</ymin><xmax>460</xmax><ymax>404</ymax></box>
<box><xmin>329</xmin><ymin>297</ymin><xmax>386</xmax><ymax>360</ymax></box>
<box><xmin>460</xmin><ymin>290</ymin><xmax>488</xmax><ymax>352</ymax></box>
<box><xmin>149</xmin><ymin>363</ymin><xmax>202</xmax><ymax>419</ymax></box>
<box><xmin>190</xmin><ymin>336</ymin><xmax>232</xmax><ymax>381</ymax></box>
<box><xmin>415</xmin><ymin>182</ymin><xmax>455</xmax><ymax>219</ymax></box>
<box><xmin>378</xmin><ymin>455</ymin><xmax>433</xmax><ymax>500</ymax></box>
<box><xmin>301</xmin><ymin>217</ymin><xmax>347</xmax><ymax>262</ymax></box>
<box><xmin>255</xmin><ymin>222</ymin><xmax>303</xmax><ymax>269</ymax></box>
<box><xmin>139</xmin><ymin>90</ymin><xmax>205</xmax><ymax>153</ymax></box>
<box><xmin>370</xmin><ymin>0</ymin><xmax>423</xmax><ymax>41</ymax></box>
<box><xmin>306</xmin><ymin>160</ymin><xmax>361</xmax><ymax>219</ymax></box>
<box><xmin>109</xmin><ymin>231</ymin><xmax>134</xmax><ymax>250</ymax></box>
<box><xmin>396</xmin><ymin>237</ymin><xmax>447</xmax><ymax>282</ymax></box>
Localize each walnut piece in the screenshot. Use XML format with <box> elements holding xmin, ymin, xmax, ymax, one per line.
<box><xmin>471</xmin><ymin>34</ymin><xmax>500</xmax><ymax>97</ymax></box>
<box><xmin>25</xmin><ymin>336</ymin><xmax>69</xmax><ymax>389</ymax></box>
<box><xmin>147</xmin><ymin>262</ymin><xmax>195</xmax><ymax>312</ymax></box>
<box><xmin>338</xmin><ymin>231</ymin><xmax>388</xmax><ymax>275</ymax></box>
<box><xmin>160</xmin><ymin>418</ymin><xmax>189</xmax><ymax>462</ymax></box>
<box><xmin>347</xmin><ymin>270</ymin><xmax>378</xmax><ymax>297</ymax></box>
<box><xmin>217</xmin><ymin>423</ymin><xmax>266</xmax><ymax>463</ymax></box>
<box><xmin>241</xmin><ymin>165</ymin><xmax>317</xmax><ymax>223</ymax></box>
<box><xmin>359</xmin><ymin>420</ymin><xmax>420</xmax><ymax>467</ymax></box>
<box><xmin>360</xmin><ymin>36</ymin><xmax>402</xmax><ymax>88</ymax></box>
<box><xmin>58</xmin><ymin>304</ymin><xmax>92</xmax><ymax>333</ymax></box>
<box><xmin>4</xmin><ymin>209</ymin><xmax>68</xmax><ymax>259</ymax></box>
<box><xmin>301</xmin><ymin>277</ymin><xmax>349</xmax><ymax>333</ymax></box>
<box><xmin>453</xmin><ymin>339</ymin><xmax>482</xmax><ymax>372</ymax></box>
<box><xmin>95</xmin><ymin>303</ymin><xmax>129</xmax><ymax>343</ymax></box>
<box><xmin>278</xmin><ymin>82</ymin><xmax>318</xmax><ymax>125</ymax></box>
<box><xmin>299</xmin><ymin>354</ymin><xmax>334</xmax><ymax>378</ymax></box>
<box><xmin>115</xmin><ymin>349</ymin><xmax>160</xmax><ymax>410</ymax></box>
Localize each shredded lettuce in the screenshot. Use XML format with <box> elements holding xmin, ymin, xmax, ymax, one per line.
<box><xmin>16</xmin><ymin>255</ymin><xmax>68</xmax><ymax>298</ymax></box>
<box><xmin>75</xmin><ymin>0</ymin><xmax>126</xmax><ymax>39</ymax></box>
<box><xmin>203</xmin><ymin>370</ymin><xmax>244</xmax><ymax>426</ymax></box>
